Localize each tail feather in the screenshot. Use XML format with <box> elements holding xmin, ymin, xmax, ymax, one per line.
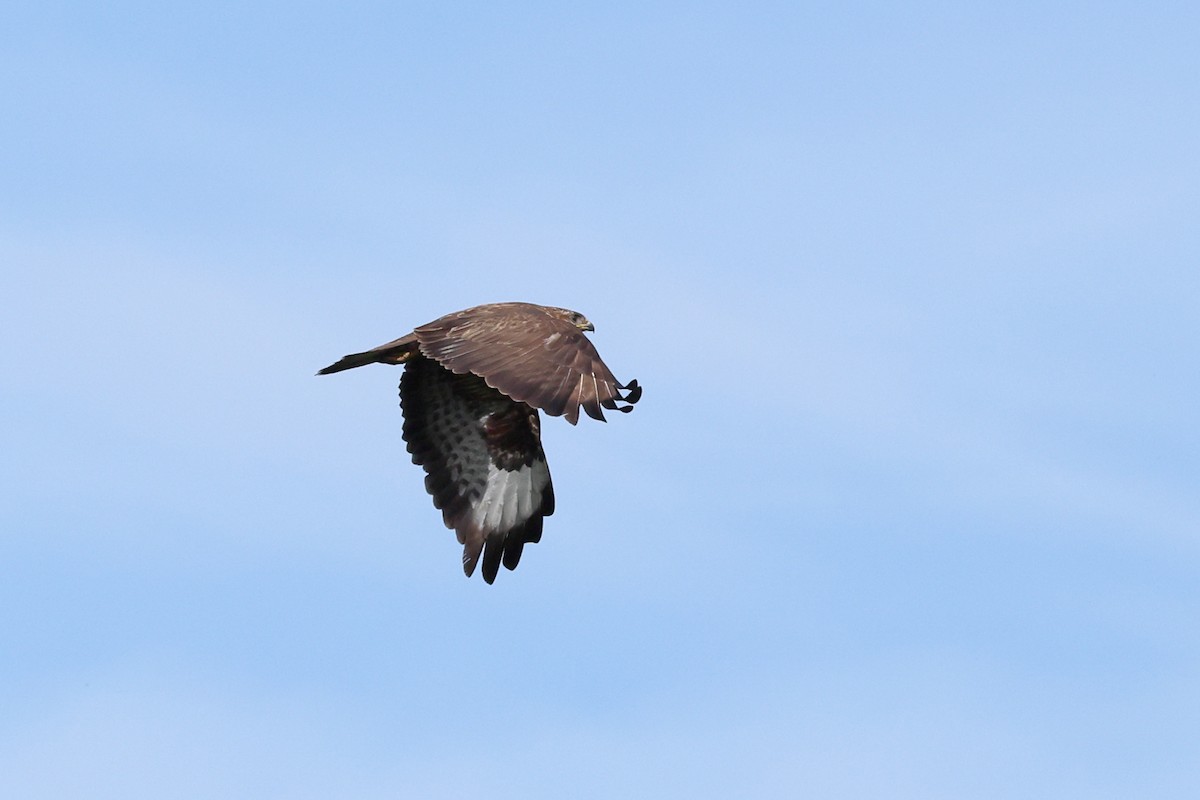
<box><xmin>317</xmin><ymin>351</ymin><xmax>389</xmax><ymax>375</ymax></box>
<box><xmin>317</xmin><ymin>333</ymin><xmax>420</xmax><ymax>375</ymax></box>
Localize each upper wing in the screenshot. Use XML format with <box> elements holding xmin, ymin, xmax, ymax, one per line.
<box><xmin>400</xmin><ymin>356</ymin><xmax>554</xmax><ymax>583</ymax></box>
<box><xmin>413</xmin><ymin>303</ymin><xmax>641</xmax><ymax>425</ymax></box>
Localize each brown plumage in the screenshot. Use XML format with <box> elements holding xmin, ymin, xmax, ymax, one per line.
<box><xmin>318</xmin><ymin>302</ymin><xmax>641</xmax><ymax>583</ymax></box>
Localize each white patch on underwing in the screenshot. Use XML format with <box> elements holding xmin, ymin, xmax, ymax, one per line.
<box><xmin>471</xmin><ymin>461</ymin><xmax>549</xmax><ymax>533</ymax></box>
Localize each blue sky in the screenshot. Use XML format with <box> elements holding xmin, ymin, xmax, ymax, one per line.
<box><xmin>2</xmin><ymin>2</ymin><xmax>1198</xmax><ymax>797</ymax></box>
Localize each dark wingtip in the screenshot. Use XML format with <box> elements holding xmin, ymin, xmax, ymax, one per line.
<box><xmin>502</xmin><ymin>540</ymin><xmax>525</xmax><ymax>571</ymax></box>
<box><xmin>614</xmin><ymin>379</ymin><xmax>642</xmax><ymax>411</ymax></box>
<box><xmin>583</xmin><ymin>399</ymin><xmax>607</xmax><ymax>422</ymax></box>
<box><xmin>481</xmin><ymin>538</ymin><xmax>504</xmax><ymax>584</ymax></box>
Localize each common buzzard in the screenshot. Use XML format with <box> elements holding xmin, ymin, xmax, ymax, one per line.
<box><xmin>319</xmin><ymin>302</ymin><xmax>641</xmax><ymax>583</ymax></box>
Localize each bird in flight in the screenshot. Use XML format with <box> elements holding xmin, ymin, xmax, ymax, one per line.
<box><xmin>319</xmin><ymin>302</ymin><xmax>641</xmax><ymax>583</ymax></box>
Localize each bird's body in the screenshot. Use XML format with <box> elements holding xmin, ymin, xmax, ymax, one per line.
<box><xmin>319</xmin><ymin>302</ymin><xmax>640</xmax><ymax>583</ymax></box>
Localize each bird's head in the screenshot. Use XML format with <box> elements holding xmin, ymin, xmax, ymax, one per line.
<box><xmin>545</xmin><ymin>306</ymin><xmax>595</xmax><ymax>332</ymax></box>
